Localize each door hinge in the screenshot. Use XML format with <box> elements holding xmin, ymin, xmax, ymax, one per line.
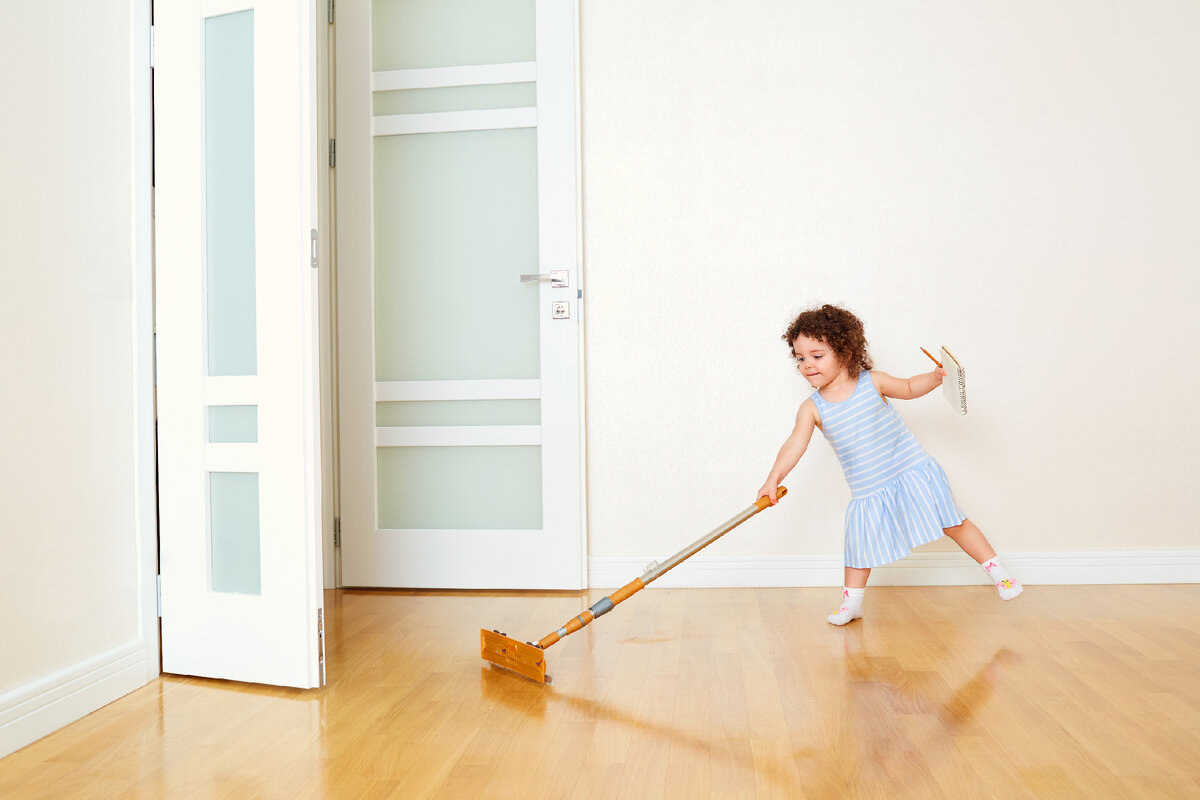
<box><xmin>149</xmin><ymin>25</ymin><xmax>155</xmax><ymax>69</ymax></box>
<box><xmin>329</xmin><ymin>138</ymin><xmax>336</xmax><ymax>168</ymax></box>
<box><xmin>328</xmin><ymin>0</ymin><xmax>335</xmax><ymax>24</ymax></box>
<box><xmin>333</xmin><ymin>516</ymin><xmax>341</xmax><ymax>548</ymax></box>
<box><xmin>317</xmin><ymin>608</ymin><xmax>326</xmax><ymax>685</ymax></box>
<box><xmin>156</xmin><ymin>574</ymin><xmax>162</xmax><ymax>618</ymax></box>
<box><xmin>311</xmin><ymin>229</ymin><xmax>319</xmax><ymax>269</ymax></box>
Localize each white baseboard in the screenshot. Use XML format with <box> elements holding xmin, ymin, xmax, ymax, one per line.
<box><xmin>0</xmin><ymin>640</ymin><xmax>153</xmax><ymax>759</ymax></box>
<box><xmin>587</xmin><ymin>551</ymin><xmax>1200</xmax><ymax>589</ymax></box>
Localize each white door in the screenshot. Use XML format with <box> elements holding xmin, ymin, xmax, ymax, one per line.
<box><xmin>335</xmin><ymin>0</ymin><xmax>584</xmax><ymax>589</ymax></box>
<box><xmin>155</xmin><ymin>0</ymin><xmax>325</xmax><ymax>687</ymax></box>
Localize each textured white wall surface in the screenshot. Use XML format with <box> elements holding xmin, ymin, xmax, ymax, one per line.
<box><xmin>579</xmin><ymin>1</ymin><xmax>1199</xmax><ymax>577</ymax></box>
<box><xmin>0</xmin><ymin>0</ymin><xmax>142</xmax><ymax>696</ymax></box>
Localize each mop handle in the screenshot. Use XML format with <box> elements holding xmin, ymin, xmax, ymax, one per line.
<box><xmin>535</xmin><ymin>487</ymin><xmax>787</xmax><ymax>649</ymax></box>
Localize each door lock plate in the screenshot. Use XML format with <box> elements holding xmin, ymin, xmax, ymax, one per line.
<box><xmin>552</xmin><ymin>301</ymin><xmax>570</xmax><ymax>319</ymax></box>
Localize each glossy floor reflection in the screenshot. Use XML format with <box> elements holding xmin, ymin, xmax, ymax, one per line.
<box><xmin>2</xmin><ymin>585</ymin><xmax>1199</xmax><ymax>798</ymax></box>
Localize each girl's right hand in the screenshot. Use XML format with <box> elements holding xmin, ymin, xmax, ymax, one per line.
<box><xmin>757</xmin><ymin>482</ymin><xmax>780</xmax><ymax>505</ymax></box>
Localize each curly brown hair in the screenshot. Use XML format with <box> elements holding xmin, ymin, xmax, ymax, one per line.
<box><xmin>782</xmin><ymin>304</ymin><xmax>873</xmax><ymax>377</ymax></box>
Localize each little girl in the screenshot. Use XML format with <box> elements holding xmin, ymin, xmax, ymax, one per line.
<box><xmin>757</xmin><ymin>304</ymin><xmax>1022</xmax><ymax>625</ymax></box>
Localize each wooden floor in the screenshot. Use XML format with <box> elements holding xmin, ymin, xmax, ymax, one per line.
<box><xmin>2</xmin><ymin>585</ymin><xmax>1199</xmax><ymax>799</ymax></box>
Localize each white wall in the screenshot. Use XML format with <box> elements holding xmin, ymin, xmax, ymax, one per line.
<box><xmin>581</xmin><ymin>1</ymin><xmax>1200</xmax><ymax>585</ymax></box>
<box><xmin>0</xmin><ymin>0</ymin><xmax>156</xmax><ymax>757</ymax></box>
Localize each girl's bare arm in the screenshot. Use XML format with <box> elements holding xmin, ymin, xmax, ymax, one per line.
<box><xmin>872</xmin><ymin>368</ymin><xmax>946</xmax><ymax>401</ymax></box>
<box><xmin>758</xmin><ymin>399</ymin><xmax>819</xmax><ymax>504</ymax></box>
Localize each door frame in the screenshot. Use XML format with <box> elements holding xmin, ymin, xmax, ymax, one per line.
<box><xmin>136</xmin><ymin>0</ymin><xmax>159</xmax><ymax>679</ymax></box>
<box><xmin>317</xmin><ymin>0</ymin><xmax>340</xmax><ymax>589</ymax></box>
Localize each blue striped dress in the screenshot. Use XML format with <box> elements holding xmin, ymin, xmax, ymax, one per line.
<box><xmin>811</xmin><ymin>371</ymin><xmax>965</xmax><ymax>568</ymax></box>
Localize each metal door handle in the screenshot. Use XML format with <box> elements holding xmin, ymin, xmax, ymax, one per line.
<box><xmin>520</xmin><ymin>270</ymin><xmax>568</xmax><ymax>288</ymax></box>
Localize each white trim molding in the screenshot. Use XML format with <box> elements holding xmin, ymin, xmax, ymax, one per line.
<box><xmin>376</xmin><ymin>379</ymin><xmax>541</xmax><ymax>402</ymax></box>
<box><xmin>373</xmin><ymin>107</ymin><xmax>536</xmax><ymax>136</ymax></box>
<box><xmin>587</xmin><ymin>551</ymin><xmax>1200</xmax><ymax>589</ymax></box>
<box><xmin>376</xmin><ymin>424</ymin><xmax>541</xmax><ymax>447</ymax></box>
<box><xmin>0</xmin><ymin>641</ymin><xmax>152</xmax><ymax>758</ymax></box>
<box><xmin>373</xmin><ymin>62</ymin><xmax>536</xmax><ymax>92</ymax></box>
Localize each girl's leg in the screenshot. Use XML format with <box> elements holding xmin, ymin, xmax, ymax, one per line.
<box><xmin>944</xmin><ymin>518</ymin><xmax>1022</xmax><ymax>600</ymax></box>
<box><xmin>829</xmin><ymin>567</ymin><xmax>871</xmax><ymax>625</ymax></box>
<box><xmin>943</xmin><ymin>518</ymin><xmax>995</xmax><ymax>563</ymax></box>
<box><xmin>844</xmin><ymin>566</ymin><xmax>871</xmax><ymax>589</ymax></box>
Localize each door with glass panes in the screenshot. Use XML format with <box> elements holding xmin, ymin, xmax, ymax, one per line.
<box><xmin>335</xmin><ymin>0</ymin><xmax>584</xmax><ymax>588</ymax></box>
<box><xmin>156</xmin><ymin>0</ymin><xmax>324</xmax><ymax>687</ymax></box>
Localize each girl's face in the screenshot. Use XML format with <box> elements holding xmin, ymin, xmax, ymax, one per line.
<box><xmin>792</xmin><ymin>335</ymin><xmax>848</xmax><ymax>389</ymax></box>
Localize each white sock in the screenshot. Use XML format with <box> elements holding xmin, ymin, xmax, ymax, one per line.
<box><xmin>827</xmin><ymin>587</ymin><xmax>865</xmax><ymax>625</ymax></box>
<box><xmin>982</xmin><ymin>556</ymin><xmax>1023</xmax><ymax>600</ymax></box>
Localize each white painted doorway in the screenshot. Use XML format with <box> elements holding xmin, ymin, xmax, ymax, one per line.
<box><xmin>155</xmin><ymin>0</ymin><xmax>325</xmax><ymax>687</ymax></box>
<box><xmin>334</xmin><ymin>0</ymin><xmax>585</xmax><ymax>589</ymax></box>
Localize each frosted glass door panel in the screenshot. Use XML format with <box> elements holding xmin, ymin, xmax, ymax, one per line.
<box><xmin>374</xmin><ymin>128</ymin><xmax>539</xmax><ymax>381</ymax></box>
<box><xmin>204</xmin><ymin>11</ymin><xmax>256</xmax><ymax>377</ymax></box>
<box><xmin>373</xmin><ymin>83</ymin><xmax>537</xmax><ymax>116</ymax></box>
<box><xmin>377</xmin><ymin>447</ymin><xmax>541</xmax><ymax>529</ymax></box>
<box><xmin>376</xmin><ymin>400</ymin><xmax>539</xmax><ymax>427</ymax></box>
<box><xmin>372</xmin><ymin>0</ymin><xmax>534</xmax><ymax>70</ymax></box>
<box><xmin>209</xmin><ymin>472</ymin><xmax>261</xmax><ymax>595</ymax></box>
<box><xmin>208</xmin><ymin>405</ymin><xmax>258</xmax><ymax>442</ymax></box>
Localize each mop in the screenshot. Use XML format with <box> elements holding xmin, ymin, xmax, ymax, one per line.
<box><xmin>480</xmin><ymin>487</ymin><xmax>788</xmax><ymax>683</ymax></box>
